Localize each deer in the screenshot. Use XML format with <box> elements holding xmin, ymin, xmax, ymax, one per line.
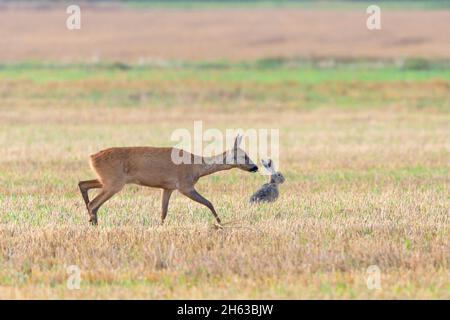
<box><xmin>78</xmin><ymin>135</ymin><xmax>258</xmax><ymax>226</ymax></box>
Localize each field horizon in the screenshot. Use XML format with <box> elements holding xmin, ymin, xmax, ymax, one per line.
<box><xmin>1</xmin><ymin>5</ymin><xmax>450</xmax><ymax>62</ymax></box>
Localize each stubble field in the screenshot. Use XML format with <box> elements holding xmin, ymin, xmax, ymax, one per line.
<box><xmin>0</xmin><ymin>60</ymin><xmax>449</xmax><ymax>299</ymax></box>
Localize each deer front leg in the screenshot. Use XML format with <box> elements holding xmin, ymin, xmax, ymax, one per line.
<box><xmin>179</xmin><ymin>188</ymin><xmax>222</xmax><ymax>225</ymax></box>
<box><xmin>161</xmin><ymin>189</ymin><xmax>173</xmax><ymax>224</ymax></box>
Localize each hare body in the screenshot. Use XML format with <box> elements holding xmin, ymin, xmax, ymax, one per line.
<box><xmin>250</xmin><ymin>182</ymin><xmax>279</xmax><ymax>203</ymax></box>
<box><xmin>250</xmin><ymin>159</ymin><xmax>285</xmax><ymax>204</ymax></box>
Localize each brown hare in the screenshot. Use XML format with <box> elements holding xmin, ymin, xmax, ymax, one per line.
<box><xmin>250</xmin><ymin>159</ymin><xmax>285</xmax><ymax>203</ymax></box>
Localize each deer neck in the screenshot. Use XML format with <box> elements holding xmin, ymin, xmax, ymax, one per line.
<box><xmin>197</xmin><ymin>152</ymin><xmax>234</xmax><ymax>178</ymax></box>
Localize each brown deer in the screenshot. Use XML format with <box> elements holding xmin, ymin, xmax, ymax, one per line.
<box><xmin>78</xmin><ymin>135</ymin><xmax>258</xmax><ymax>225</ymax></box>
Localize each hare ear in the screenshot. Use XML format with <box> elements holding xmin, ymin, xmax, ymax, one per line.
<box><xmin>233</xmin><ymin>134</ymin><xmax>243</xmax><ymax>150</ymax></box>
<box><xmin>263</xmin><ymin>159</ymin><xmax>275</xmax><ymax>173</ymax></box>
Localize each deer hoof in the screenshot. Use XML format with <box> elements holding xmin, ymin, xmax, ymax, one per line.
<box><xmin>89</xmin><ymin>216</ymin><xmax>98</xmax><ymax>226</ymax></box>
<box><xmin>213</xmin><ymin>222</ymin><xmax>223</xmax><ymax>230</ymax></box>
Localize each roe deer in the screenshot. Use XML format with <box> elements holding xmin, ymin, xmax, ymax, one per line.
<box><xmin>78</xmin><ymin>135</ymin><xmax>258</xmax><ymax>225</ymax></box>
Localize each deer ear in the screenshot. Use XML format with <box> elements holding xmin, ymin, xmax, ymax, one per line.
<box><xmin>267</xmin><ymin>159</ymin><xmax>273</xmax><ymax>169</ymax></box>
<box><xmin>234</xmin><ymin>134</ymin><xmax>243</xmax><ymax>149</ymax></box>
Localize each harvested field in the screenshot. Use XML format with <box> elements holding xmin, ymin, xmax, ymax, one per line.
<box><xmin>0</xmin><ymin>64</ymin><xmax>449</xmax><ymax>298</ymax></box>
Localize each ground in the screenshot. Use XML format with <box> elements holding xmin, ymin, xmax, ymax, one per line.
<box><xmin>0</xmin><ymin>62</ymin><xmax>448</xmax><ymax>298</ymax></box>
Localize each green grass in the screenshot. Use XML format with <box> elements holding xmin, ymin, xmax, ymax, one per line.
<box><xmin>1</xmin><ymin>60</ymin><xmax>449</xmax><ymax>111</ymax></box>
<box><xmin>1</xmin><ymin>59</ymin><xmax>449</xmax><ymax>84</ymax></box>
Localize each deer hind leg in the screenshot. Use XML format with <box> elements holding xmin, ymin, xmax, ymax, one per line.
<box><xmin>179</xmin><ymin>188</ymin><xmax>221</xmax><ymax>225</ymax></box>
<box><xmin>87</xmin><ymin>182</ymin><xmax>124</xmax><ymax>225</ymax></box>
<box><xmin>161</xmin><ymin>189</ymin><xmax>173</xmax><ymax>225</ymax></box>
<box><xmin>78</xmin><ymin>179</ymin><xmax>103</xmax><ymax>208</ymax></box>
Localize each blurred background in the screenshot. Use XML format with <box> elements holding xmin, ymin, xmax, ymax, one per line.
<box><xmin>1</xmin><ymin>0</ymin><xmax>450</xmax><ymax>62</ymax></box>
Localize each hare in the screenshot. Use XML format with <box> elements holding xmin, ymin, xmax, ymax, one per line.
<box><xmin>250</xmin><ymin>159</ymin><xmax>285</xmax><ymax>203</ymax></box>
